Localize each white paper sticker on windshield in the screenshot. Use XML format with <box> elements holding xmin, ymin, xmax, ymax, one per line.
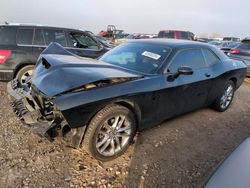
<box><xmin>142</xmin><ymin>51</ymin><xmax>161</xmax><ymax>60</ymax></box>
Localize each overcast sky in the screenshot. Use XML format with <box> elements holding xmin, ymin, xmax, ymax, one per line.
<box><xmin>1</xmin><ymin>0</ymin><xmax>249</xmax><ymax>38</ymax></box>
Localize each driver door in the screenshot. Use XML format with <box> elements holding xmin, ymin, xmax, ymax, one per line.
<box><xmin>158</xmin><ymin>48</ymin><xmax>213</xmax><ymax>120</ymax></box>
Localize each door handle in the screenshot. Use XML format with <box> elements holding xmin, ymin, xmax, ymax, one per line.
<box><xmin>205</xmin><ymin>73</ymin><xmax>211</xmax><ymax>77</ymax></box>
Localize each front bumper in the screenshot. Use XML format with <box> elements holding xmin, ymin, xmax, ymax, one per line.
<box><xmin>7</xmin><ymin>79</ymin><xmax>86</xmax><ymax>147</ymax></box>
<box><xmin>7</xmin><ymin>80</ymin><xmax>58</xmax><ymax>140</ymax></box>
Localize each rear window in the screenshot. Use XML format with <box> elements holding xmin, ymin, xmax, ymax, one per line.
<box><xmin>158</xmin><ymin>31</ymin><xmax>175</xmax><ymax>38</ymax></box>
<box><xmin>44</xmin><ymin>29</ymin><xmax>66</xmax><ymax>46</ymax></box>
<box><xmin>17</xmin><ymin>28</ymin><xmax>34</xmax><ymax>45</ymax></box>
<box><xmin>0</xmin><ymin>26</ymin><xmax>16</xmax><ymax>45</ymax></box>
<box><xmin>180</xmin><ymin>32</ymin><xmax>194</xmax><ymax>40</ymax></box>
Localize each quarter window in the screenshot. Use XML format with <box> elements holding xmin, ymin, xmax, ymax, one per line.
<box><xmin>17</xmin><ymin>28</ymin><xmax>33</xmax><ymax>45</ymax></box>
<box><xmin>44</xmin><ymin>29</ymin><xmax>66</xmax><ymax>46</ymax></box>
<box><xmin>34</xmin><ymin>29</ymin><xmax>45</xmax><ymax>46</ymax></box>
<box><xmin>168</xmin><ymin>49</ymin><xmax>206</xmax><ymax>73</ymax></box>
<box><xmin>202</xmin><ymin>48</ymin><xmax>219</xmax><ymax>66</ymax></box>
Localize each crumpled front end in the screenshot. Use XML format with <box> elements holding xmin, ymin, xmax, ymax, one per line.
<box><xmin>7</xmin><ymin>79</ymin><xmax>66</xmax><ymax>141</ymax></box>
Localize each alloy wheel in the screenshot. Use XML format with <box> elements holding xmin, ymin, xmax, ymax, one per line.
<box><xmin>220</xmin><ymin>84</ymin><xmax>234</xmax><ymax>109</ymax></box>
<box><xmin>20</xmin><ymin>69</ymin><xmax>33</xmax><ymax>84</ymax></box>
<box><xmin>95</xmin><ymin>115</ymin><xmax>132</xmax><ymax>157</ymax></box>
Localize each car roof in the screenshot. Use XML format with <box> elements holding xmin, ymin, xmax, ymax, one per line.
<box><xmin>128</xmin><ymin>38</ymin><xmax>210</xmax><ymax>49</ymax></box>
<box><xmin>159</xmin><ymin>30</ymin><xmax>193</xmax><ymax>33</ymax></box>
<box><xmin>0</xmin><ymin>23</ymin><xmax>84</xmax><ymax>32</ymax></box>
<box><xmin>127</xmin><ymin>39</ymin><xmax>229</xmax><ymax>61</ymax></box>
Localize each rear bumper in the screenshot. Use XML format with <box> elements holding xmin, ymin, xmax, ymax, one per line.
<box><xmin>0</xmin><ymin>70</ymin><xmax>13</xmax><ymax>81</ymax></box>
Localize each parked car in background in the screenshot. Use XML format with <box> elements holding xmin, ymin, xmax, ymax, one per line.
<box><xmin>223</xmin><ymin>37</ymin><xmax>241</xmax><ymax>42</ymax></box>
<box><xmin>0</xmin><ymin>23</ymin><xmax>109</xmax><ymax>82</ymax></box>
<box><xmin>158</xmin><ymin>30</ymin><xmax>195</xmax><ymax>40</ymax></box>
<box><xmin>196</xmin><ymin>38</ymin><xmax>214</xmax><ymax>43</ymax></box>
<box><xmin>8</xmin><ymin>40</ymin><xmax>246</xmax><ymax>161</ymax></box>
<box><xmin>228</xmin><ymin>38</ymin><xmax>250</xmax><ymax>76</ymax></box>
<box><xmin>220</xmin><ymin>42</ymin><xmax>240</xmax><ymax>55</ymax></box>
<box><xmin>209</xmin><ymin>41</ymin><xmax>223</xmax><ymax>47</ymax></box>
<box><xmin>205</xmin><ymin>137</ymin><xmax>250</xmax><ymax>188</ymax></box>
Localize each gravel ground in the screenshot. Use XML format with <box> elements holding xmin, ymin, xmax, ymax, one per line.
<box><xmin>0</xmin><ymin>82</ymin><xmax>250</xmax><ymax>188</ymax></box>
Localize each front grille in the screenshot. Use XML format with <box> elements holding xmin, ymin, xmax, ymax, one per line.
<box><xmin>30</xmin><ymin>85</ymin><xmax>55</xmax><ymax>121</ymax></box>
<box><xmin>11</xmin><ymin>100</ymin><xmax>28</xmax><ymax>120</ymax></box>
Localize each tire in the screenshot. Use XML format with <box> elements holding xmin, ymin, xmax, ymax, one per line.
<box><xmin>15</xmin><ymin>65</ymin><xmax>35</xmax><ymax>84</ymax></box>
<box><xmin>211</xmin><ymin>80</ymin><xmax>235</xmax><ymax>112</ymax></box>
<box><xmin>245</xmin><ymin>77</ymin><xmax>250</xmax><ymax>84</ymax></box>
<box><xmin>82</xmin><ymin>104</ymin><xmax>136</xmax><ymax>161</ymax></box>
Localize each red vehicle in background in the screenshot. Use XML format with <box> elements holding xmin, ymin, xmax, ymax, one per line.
<box><xmin>158</xmin><ymin>30</ymin><xmax>195</xmax><ymax>40</ymax></box>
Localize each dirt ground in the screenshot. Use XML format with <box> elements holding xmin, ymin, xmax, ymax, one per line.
<box><xmin>0</xmin><ymin>81</ymin><xmax>250</xmax><ymax>188</ymax></box>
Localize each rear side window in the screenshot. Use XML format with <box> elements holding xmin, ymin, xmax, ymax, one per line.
<box><xmin>168</xmin><ymin>49</ymin><xmax>206</xmax><ymax>72</ymax></box>
<box><xmin>44</xmin><ymin>29</ymin><xmax>66</xmax><ymax>46</ymax></box>
<box><xmin>202</xmin><ymin>48</ymin><xmax>219</xmax><ymax>66</ymax></box>
<box><xmin>17</xmin><ymin>28</ymin><xmax>34</xmax><ymax>45</ymax></box>
<box><xmin>34</xmin><ymin>29</ymin><xmax>45</xmax><ymax>46</ymax></box>
<box><xmin>180</xmin><ymin>32</ymin><xmax>194</xmax><ymax>40</ymax></box>
<box><xmin>0</xmin><ymin>27</ymin><xmax>16</xmax><ymax>45</ymax></box>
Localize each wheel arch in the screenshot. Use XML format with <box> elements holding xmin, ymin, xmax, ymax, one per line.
<box><xmin>13</xmin><ymin>63</ymin><xmax>35</xmax><ymax>79</ymax></box>
<box><xmin>229</xmin><ymin>77</ymin><xmax>237</xmax><ymax>88</ymax></box>
<box><xmin>114</xmin><ymin>99</ymin><xmax>141</xmax><ymax>130</ymax></box>
<box><xmin>76</xmin><ymin>99</ymin><xmax>141</xmax><ymax>148</ymax></box>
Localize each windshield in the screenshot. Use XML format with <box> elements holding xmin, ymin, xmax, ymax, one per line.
<box><xmin>100</xmin><ymin>43</ymin><xmax>171</xmax><ymax>74</ymax></box>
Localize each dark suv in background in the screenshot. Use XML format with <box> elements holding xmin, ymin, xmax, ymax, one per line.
<box><xmin>0</xmin><ymin>23</ymin><xmax>109</xmax><ymax>82</ymax></box>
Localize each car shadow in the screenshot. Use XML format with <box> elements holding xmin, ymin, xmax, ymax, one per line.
<box><xmin>122</xmin><ymin>99</ymin><xmax>250</xmax><ymax>187</ymax></box>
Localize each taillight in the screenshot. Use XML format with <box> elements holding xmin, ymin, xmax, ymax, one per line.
<box><xmin>230</xmin><ymin>49</ymin><xmax>240</xmax><ymax>54</ymax></box>
<box><xmin>0</xmin><ymin>50</ymin><xmax>11</xmax><ymax>64</ymax></box>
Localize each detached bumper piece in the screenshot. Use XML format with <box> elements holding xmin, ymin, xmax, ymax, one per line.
<box><xmin>7</xmin><ymin>79</ymin><xmax>58</xmax><ymax>141</ymax></box>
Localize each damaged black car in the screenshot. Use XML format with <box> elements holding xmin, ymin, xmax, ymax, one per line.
<box><xmin>8</xmin><ymin>39</ymin><xmax>247</xmax><ymax>161</ymax></box>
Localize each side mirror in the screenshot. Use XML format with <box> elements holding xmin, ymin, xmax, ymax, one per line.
<box><xmin>177</xmin><ymin>66</ymin><xmax>193</xmax><ymax>75</ymax></box>
<box><xmin>167</xmin><ymin>66</ymin><xmax>193</xmax><ymax>81</ymax></box>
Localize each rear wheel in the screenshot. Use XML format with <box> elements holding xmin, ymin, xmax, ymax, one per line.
<box><xmin>245</xmin><ymin>77</ymin><xmax>250</xmax><ymax>84</ymax></box>
<box><xmin>15</xmin><ymin>65</ymin><xmax>35</xmax><ymax>84</ymax></box>
<box><xmin>211</xmin><ymin>80</ymin><xmax>235</xmax><ymax>112</ymax></box>
<box><xmin>82</xmin><ymin>104</ymin><xmax>136</xmax><ymax>161</ymax></box>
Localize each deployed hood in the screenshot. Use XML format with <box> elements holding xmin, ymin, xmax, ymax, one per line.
<box><xmin>32</xmin><ymin>43</ymin><xmax>141</xmax><ymax>97</ymax></box>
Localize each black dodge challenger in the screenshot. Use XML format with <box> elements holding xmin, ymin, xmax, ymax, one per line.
<box><xmin>8</xmin><ymin>39</ymin><xmax>247</xmax><ymax>161</ymax></box>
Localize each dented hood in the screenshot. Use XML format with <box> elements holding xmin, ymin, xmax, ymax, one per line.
<box><xmin>32</xmin><ymin>43</ymin><xmax>142</xmax><ymax>97</ymax></box>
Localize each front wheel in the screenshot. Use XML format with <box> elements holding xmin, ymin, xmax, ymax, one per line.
<box><xmin>82</xmin><ymin>104</ymin><xmax>136</xmax><ymax>161</ymax></box>
<box><xmin>211</xmin><ymin>80</ymin><xmax>235</xmax><ymax>112</ymax></box>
